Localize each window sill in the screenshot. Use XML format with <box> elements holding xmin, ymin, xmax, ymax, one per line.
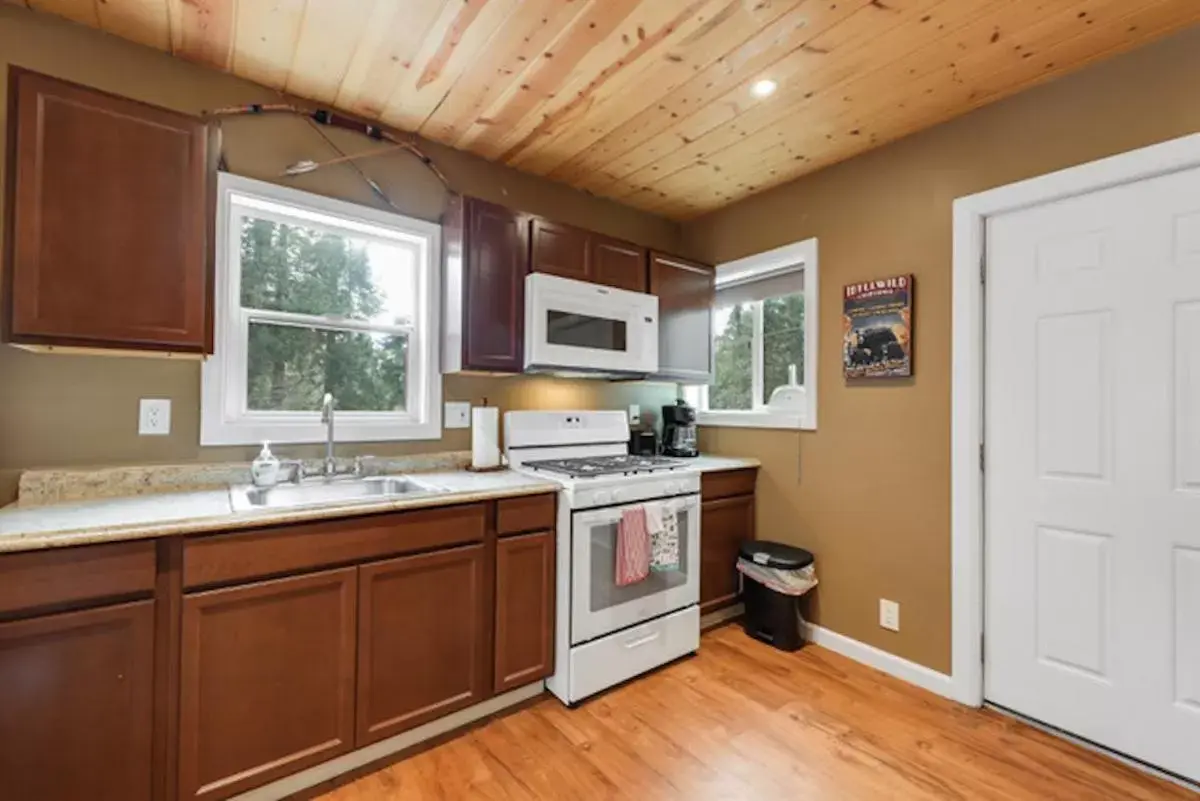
<box><xmin>695</xmin><ymin>410</ymin><xmax>814</xmax><ymax>431</ymax></box>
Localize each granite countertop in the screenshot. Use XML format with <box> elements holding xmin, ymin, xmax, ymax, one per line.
<box><xmin>0</xmin><ymin>469</ymin><xmax>560</xmax><ymax>555</ymax></box>
<box><xmin>688</xmin><ymin>455</ymin><xmax>761</xmax><ymax>472</ymax></box>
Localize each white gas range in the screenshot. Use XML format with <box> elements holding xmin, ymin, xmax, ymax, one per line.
<box><xmin>505</xmin><ymin>410</ymin><xmax>702</xmax><ymax>705</ymax></box>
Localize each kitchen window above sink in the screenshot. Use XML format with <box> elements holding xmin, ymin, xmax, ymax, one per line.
<box><xmin>201</xmin><ymin>173</ymin><xmax>442</xmax><ymax>446</ymax></box>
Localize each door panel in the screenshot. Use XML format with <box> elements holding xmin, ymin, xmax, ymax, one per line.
<box><xmin>700</xmin><ymin>494</ymin><xmax>754</xmax><ymax>615</ymax></box>
<box><xmin>178</xmin><ymin>568</ymin><xmax>357</xmax><ymax>801</ymax></box>
<box><xmin>463</xmin><ymin>198</ymin><xmax>526</xmax><ymax>372</ymax></box>
<box><xmin>985</xmin><ymin>164</ymin><xmax>1200</xmax><ymax>782</ymax></box>
<box><xmin>649</xmin><ymin>252</ymin><xmax>714</xmax><ymax>381</ymax></box>
<box><xmin>530</xmin><ymin>219</ymin><xmax>590</xmax><ymax>282</ymax></box>
<box><xmin>590</xmin><ymin>235</ymin><xmax>647</xmax><ymax>292</ymax></box>
<box><xmin>0</xmin><ymin>601</ymin><xmax>155</xmax><ymax>801</ymax></box>
<box><xmin>8</xmin><ymin>69</ymin><xmax>211</xmax><ymax>351</ymax></box>
<box><xmin>357</xmin><ymin>544</ymin><xmax>487</xmax><ymax>745</ymax></box>
<box><xmin>495</xmin><ymin>531</ymin><xmax>555</xmax><ymax>693</ymax></box>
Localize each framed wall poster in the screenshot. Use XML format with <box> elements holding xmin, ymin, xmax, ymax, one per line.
<box><xmin>843</xmin><ymin>275</ymin><xmax>913</xmax><ymax>379</ymax></box>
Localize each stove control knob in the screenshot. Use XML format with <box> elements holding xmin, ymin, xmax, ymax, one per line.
<box><xmin>576</xmin><ymin>491</ymin><xmax>593</xmax><ymax>507</ymax></box>
<box><xmin>664</xmin><ymin>481</ymin><xmax>679</xmax><ymax>495</ymax></box>
<box><xmin>594</xmin><ymin>490</ymin><xmax>612</xmax><ymax>506</ymax></box>
<box><xmin>611</xmin><ymin>488</ymin><xmax>625</xmax><ymax>503</ymax></box>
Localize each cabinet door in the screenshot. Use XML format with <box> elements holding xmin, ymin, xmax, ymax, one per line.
<box><xmin>178</xmin><ymin>568</ymin><xmax>357</xmax><ymax>801</ymax></box>
<box><xmin>357</xmin><ymin>544</ymin><xmax>487</xmax><ymax>745</ymax></box>
<box><xmin>649</xmin><ymin>252</ymin><xmax>715</xmax><ymax>381</ymax></box>
<box><xmin>530</xmin><ymin>218</ymin><xmax>591</xmax><ymax>282</ymax></box>
<box><xmin>700</xmin><ymin>495</ymin><xmax>755</xmax><ymax>615</ymax></box>
<box><xmin>495</xmin><ymin>531</ymin><xmax>555</xmax><ymax>693</ymax></box>
<box><xmin>458</xmin><ymin>197</ymin><xmax>527</xmax><ymax>372</ymax></box>
<box><xmin>6</xmin><ymin>69</ymin><xmax>212</xmax><ymax>352</ymax></box>
<box><xmin>0</xmin><ymin>600</ymin><xmax>155</xmax><ymax>801</ymax></box>
<box><xmin>590</xmin><ymin>235</ymin><xmax>648</xmax><ymax>293</ymax></box>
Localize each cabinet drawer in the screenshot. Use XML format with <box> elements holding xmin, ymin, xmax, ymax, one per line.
<box><xmin>183</xmin><ymin>503</ymin><xmax>486</xmax><ymax>589</ymax></box>
<box><xmin>700</xmin><ymin>468</ymin><xmax>758</xmax><ymax>501</ymax></box>
<box><xmin>568</xmin><ymin>605</ymin><xmax>699</xmax><ymax>703</ymax></box>
<box><xmin>496</xmin><ymin>493</ymin><xmax>556</xmax><ymax>536</ymax></box>
<box><xmin>0</xmin><ymin>540</ymin><xmax>156</xmax><ymax>616</ymax></box>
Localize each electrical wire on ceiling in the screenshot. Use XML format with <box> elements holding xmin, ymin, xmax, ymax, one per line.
<box><xmin>202</xmin><ymin>102</ymin><xmax>450</xmax><ymax>212</ymax></box>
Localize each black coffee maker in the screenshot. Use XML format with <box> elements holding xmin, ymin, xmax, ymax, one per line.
<box><xmin>661</xmin><ymin>400</ymin><xmax>698</xmax><ymax>457</ymax></box>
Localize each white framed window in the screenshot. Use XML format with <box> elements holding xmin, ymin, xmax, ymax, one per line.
<box><xmin>201</xmin><ymin>173</ymin><xmax>441</xmax><ymax>446</ymax></box>
<box><xmin>684</xmin><ymin>238</ymin><xmax>818</xmax><ymax>430</ymax></box>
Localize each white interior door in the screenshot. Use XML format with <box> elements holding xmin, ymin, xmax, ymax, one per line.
<box><xmin>985</xmin><ymin>164</ymin><xmax>1200</xmax><ymax>783</ymax></box>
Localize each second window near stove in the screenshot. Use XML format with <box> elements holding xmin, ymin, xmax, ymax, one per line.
<box><xmin>684</xmin><ymin>239</ymin><xmax>819</xmax><ymax>431</ymax></box>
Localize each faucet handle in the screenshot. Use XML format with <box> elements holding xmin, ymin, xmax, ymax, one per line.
<box><xmin>354</xmin><ymin>455</ymin><xmax>378</xmax><ymax>477</ymax></box>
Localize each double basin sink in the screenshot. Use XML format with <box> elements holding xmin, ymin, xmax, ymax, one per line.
<box><xmin>230</xmin><ymin>475</ymin><xmax>451</xmax><ymax>513</ymax></box>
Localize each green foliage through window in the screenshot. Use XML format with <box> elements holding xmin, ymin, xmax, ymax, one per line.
<box><xmin>240</xmin><ymin>218</ymin><xmax>410</xmax><ymax>413</ymax></box>
<box><xmin>709</xmin><ymin>292</ymin><xmax>804</xmax><ymax>410</ymax></box>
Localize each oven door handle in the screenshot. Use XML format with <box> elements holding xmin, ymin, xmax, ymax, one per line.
<box><xmin>573</xmin><ymin>495</ymin><xmax>699</xmax><ymax>528</ymax></box>
<box><xmin>623</xmin><ymin>632</ymin><xmax>661</xmax><ymax>650</ymax></box>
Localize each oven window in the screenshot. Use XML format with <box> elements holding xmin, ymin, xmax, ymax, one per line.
<box><xmin>547</xmin><ymin>310</ymin><xmax>627</xmax><ymax>351</ymax></box>
<box><xmin>589</xmin><ymin>507</ymin><xmax>691</xmax><ymax>612</ymax></box>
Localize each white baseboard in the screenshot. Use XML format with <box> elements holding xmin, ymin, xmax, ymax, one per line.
<box><xmin>802</xmin><ymin>623</ymin><xmax>957</xmax><ymax>701</ymax></box>
<box><xmin>232</xmin><ymin>682</ymin><xmax>544</xmax><ymax>801</ymax></box>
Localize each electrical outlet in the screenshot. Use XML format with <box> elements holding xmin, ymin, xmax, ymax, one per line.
<box><xmin>879</xmin><ymin>599</ymin><xmax>900</xmax><ymax>632</ymax></box>
<box><xmin>444</xmin><ymin>401</ymin><xmax>471</xmax><ymax>429</ymax></box>
<box><xmin>628</xmin><ymin>404</ymin><xmax>641</xmax><ymax>426</ymax></box>
<box><xmin>138</xmin><ymin>399</ymin><xmax>171</xmax><ymax>436</ymax></box>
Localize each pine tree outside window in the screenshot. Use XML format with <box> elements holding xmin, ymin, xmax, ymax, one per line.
<box><xmin>202</xmin><ymin>174</ymin><xmax>441</xmax><ymax>445</ymax></box>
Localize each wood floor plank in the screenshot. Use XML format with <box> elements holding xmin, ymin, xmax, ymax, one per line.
<box><xmin>319</xmin><ymin>626</ymin><xmax>1197</xmax><ymax>801</ymax></box>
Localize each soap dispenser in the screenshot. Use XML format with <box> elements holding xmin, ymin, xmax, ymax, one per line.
<box><xmin>250</xmin><ymin>441</ymin><xmax>281</xmax><ymax>487</ymax></box>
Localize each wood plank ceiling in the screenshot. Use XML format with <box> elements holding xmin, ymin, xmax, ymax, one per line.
<box><xmin>10</xmin><ymin>0</ymin><xmax>1199</xmax><ymax>219</ymax></box>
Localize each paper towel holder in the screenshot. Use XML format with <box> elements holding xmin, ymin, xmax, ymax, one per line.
<box><xmin>467</xmin><ymin>398</ymin><xmax>507</xmax><ymax>473</ymax></box>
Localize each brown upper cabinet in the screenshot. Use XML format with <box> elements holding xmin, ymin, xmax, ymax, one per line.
<box><xmin>530</xmin><ymin>217</ymin><xmax>648</xmax><ymax>293</ymax></box>
<box><xmin>443</xmin><ymin>195</ymin><xmax>529</xmax><ymax>373</ymax></box>
<box><xmin>649</xmin><ymin>252</ymin><xmax>715</xmax><ymax>382</ymax></box>
<box><xmin>4</xmin><ymin>69</ymin><xmax>214</xmax><ymax>354</ymax></box>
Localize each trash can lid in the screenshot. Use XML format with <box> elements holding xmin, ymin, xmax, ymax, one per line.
<box><xmin>739</xmin><ymin>541</ymin><xmax>814</xmax><ymax>570</ymax></box>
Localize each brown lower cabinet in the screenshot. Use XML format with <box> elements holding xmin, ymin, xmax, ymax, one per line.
<box><xmin>700</xmin><ymin>469</ymin><xmax>759</xmax><ymax>615</ymax></box>
<box><xmin>356</xmin><ymin>544</ymin><xmax>487</xmax><ymax>745</ymax></box>
<box><xmin>178</xmin><ymin>568</ymin><xmax>358</xmax><ymax>801</ymax></box>
<box><xmin>0</xmin><ymin>600</ymin><xmax>156</xmax><ymax>801</ymax></box>
<box><xmin>494</xmin><ymin>530</ymin><xmax>556</xmax><ymax>693</ymax></box>
<box><xmin>0</xmin><ymin>493</ymin><xmax>559</xmax><ymax>801</ymax></box>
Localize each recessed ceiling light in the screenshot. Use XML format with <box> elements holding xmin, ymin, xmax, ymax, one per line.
<box><xmin>751</xmin><ymin>79</ymin><xmax>778</xmax><ymax>98</ymax></box>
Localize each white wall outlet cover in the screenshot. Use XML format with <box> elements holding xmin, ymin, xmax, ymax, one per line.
<box><xmin>444</xmin><ymin>401</ymin><xmax>472</xmax><ymax>429</ymax></box>
<box><xmin>628</xmin><ymin>404</ymin><xmax>641</xmax><ymax>425</ymax></box>
<box><xmin>138</xmin><ymin>398</ymin><xmax>172</xmax><ymax>436</ymax></box>
<box><xmin>879</xmin><ymin>599</ymin><xmax>900</xmax><ymax>632</ymax></box>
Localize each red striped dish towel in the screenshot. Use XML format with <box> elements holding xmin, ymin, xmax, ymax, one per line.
<box><xmin>616</xmin><ymin>507</ymin><xmax>651</xmax><ymax>586</ymax></box>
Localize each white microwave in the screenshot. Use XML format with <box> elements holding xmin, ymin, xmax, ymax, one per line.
<box><xmin>524</xmin><ymin>273</ymin><xmax>659</xmax><ymax>377</ymax></box>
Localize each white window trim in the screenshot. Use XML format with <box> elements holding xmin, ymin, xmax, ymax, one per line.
<box><xmin>691</xmin><ymin>237</ymin><xmax>818</xmax><ymax>431</ymax></box>
<box><xmin>201</xmin><ymin>173</ymin><xmax>442</xmax><ymax>446</ymax></box>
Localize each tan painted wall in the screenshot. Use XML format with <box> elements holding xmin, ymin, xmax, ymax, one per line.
<box><xmin>684</xmin><ymin>25</ymin><xmax>1200</xmax><ymax>673</ymax></box>
<box><xmin>0</xmin><ymin>6</ymin><xmax>681</xmax><ymax>504</ymax></box>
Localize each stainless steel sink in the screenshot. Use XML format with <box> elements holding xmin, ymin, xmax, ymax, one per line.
<box><xmin>231</xmin><ymin>476</ymin><xmax>449</xmax><ymax>512</ymax></box>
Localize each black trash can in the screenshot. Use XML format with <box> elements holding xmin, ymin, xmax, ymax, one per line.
<box><xmin>739</xmin><ymin>541</ymin><xmax>815</xmax><ymax>652</ymax></box>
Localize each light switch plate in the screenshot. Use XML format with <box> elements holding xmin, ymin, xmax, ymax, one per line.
<box><xmin>628</xmin><ymin>404</ymin><xmax>641</xmax><ymax>426</ymax></box>
<box><xmin>444</xmin><ymin>402</ymin><xmax>471</xmax><ymax>429</ymax></box>
<box><xmin>879</xmin><ymin>599</ymin><xmax>900</xmax><ymax>632</ymax></box>
<box><xmin>138</xmin><ymin>399</ymin><xmax>171</xmax><ymax>436</ymax></box>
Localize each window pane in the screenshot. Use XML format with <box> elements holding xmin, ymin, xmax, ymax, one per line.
<box><xmin>247</xmin><ymin>322</ymin><xmax>407</xmax><ymax>412</ymax></box>
<box><xmin>762</xmin><ymin>292</ymin><xmax>805</xmax><ymax>405</ymax></box>
<box><xmin>709</xmin><ymin>304</ymin><xmax>753</xmax><ymax>410</ymax></box>
<box><xmin>239</xmin><ymin>217</ymin><xmax>416</xmax><ymax>326</ymax></box>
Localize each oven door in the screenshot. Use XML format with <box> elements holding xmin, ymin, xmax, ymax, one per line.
<box><xmin>570</xmin><ymin>495</ymin><xmax>700</xmax><ymax>645</ymax></box>
<box><xmin>525</xmin><ymin>273</ymin><xmax>659</xmax><ymax>375</ymax></box>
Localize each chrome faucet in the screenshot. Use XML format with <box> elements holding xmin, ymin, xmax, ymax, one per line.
<box><xmin>320</xmin><ymin>393</ymin><xmax>337</xmax><ymax>479</ymax></box>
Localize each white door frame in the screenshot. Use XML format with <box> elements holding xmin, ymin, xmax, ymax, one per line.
<box><xmin>950</xmin><ymin>133</ymin><xmax>1200</xmax><ymax>707</ymax></box>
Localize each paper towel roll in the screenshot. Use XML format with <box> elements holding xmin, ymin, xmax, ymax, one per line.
<box><xmin>471</xmin><ymin>407</ymin><xmax>500</xmax><ymax>470</ymax></box>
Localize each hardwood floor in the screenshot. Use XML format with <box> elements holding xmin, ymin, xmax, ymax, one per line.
<box><xmin>318</xmin><ymin>625</ymin><xmax>1196</xmax><ymax>801</ymax></box>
